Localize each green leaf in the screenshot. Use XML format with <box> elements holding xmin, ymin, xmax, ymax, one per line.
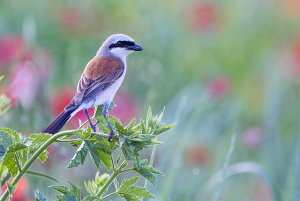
<box><xmin>133</xmin><ymin>160</ymin><xmax>163</xmax><ymax>184</ymax></box>
<box><xmin>0</xmin><ymin>128</ymin><xmax>20</xmax><ymax>142</ymax></box>
<box><xmin>86</xmin><ymin>141</ymin><xmax>112</xmax><ymax>169</ymax></box>
<box><xmin>153</xmin><ymin>123</ymin><xmax>176</xmax><ymax>136</ymax></box>
<box><xmin>29</xmin><ymin>133</ymin><xmax>51</xmax><ymax>145</ymax></box>
<box><xmin>118</xmin><ymin>177</ymin><xmax>154</xmax><ymax>201</ymax></box>
<box><xmin>51</xmin><ymin>182</ymin><xmax>81</xmax><ymax>201</ymax></box>
<box><xmin>7</xmin><ymin>143</ymin><xmax>27</xmax><ymax>153</ymax></box>
<box><xmin>0</xmin><ymin>145</ymin><xmax>6</xmax><ymax>159</ymax></box>
<box><xmin>84</xmin><ymin>172</ymin><xmax>109</xmax><ymax>195</ymax></box>
<box><xmin>67</xmin><ymin>142</ymin><xmax>88</xmax><ymax>168</ymax></box>
<box><xmin>68</xmin><ymin>181</ymin><xmax>81</xmax><ymax>200</ymax></box>
<box><xmin>35</xmin><ymin>189</ymin><xmax>48</xmax><ymax>201</ymax></box>
<box><xmin>39</xmin><ymin>150</ymin><xmax>48</xmax><ymax>163</ymax></box>
<box><xmin>0</xmin><ymin>129</ymin><xmax>14</xmax><ymax>148</ymax></box>
<box><xmin>3</xmin><ymin>152</ymin><xmax>19</xmax><ymax>176</ymax></box>
<box><xmin>51</xmin><ymin>185</ymin><xmax>70</xmax><ymax>194</ymax></box>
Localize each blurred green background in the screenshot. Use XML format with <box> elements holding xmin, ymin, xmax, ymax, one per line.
<box><xmin>1</xmin><ymin>0</ymin><xmax>300</xmax><ymax>200</ymax></box>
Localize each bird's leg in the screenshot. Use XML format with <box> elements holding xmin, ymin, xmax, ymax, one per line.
<box><xmin>102</xmin><ymin>103</ymin><xmax>115</xmax><ymax>141</ymax></box>
<box><xmin>84</xmin><ymin>109</ymin><xmax>96</xmax><ymax>132</ymax></box>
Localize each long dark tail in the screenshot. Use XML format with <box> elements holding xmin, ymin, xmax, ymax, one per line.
<box><xmin>43</xmin><ymin>106</ymin><xmax>77</xmax><ymax>134</ymax></box>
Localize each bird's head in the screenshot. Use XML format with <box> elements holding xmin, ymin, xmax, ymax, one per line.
<box><xmin>98</xmin><ymin>34</ymin><xmax>143</xmax><ymax>61</ymax></box>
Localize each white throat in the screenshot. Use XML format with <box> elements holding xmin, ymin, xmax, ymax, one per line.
<box><xmin>109</xmin><ymin>47</ymin><xmax>133</xmax><ymax>63</ymax></box>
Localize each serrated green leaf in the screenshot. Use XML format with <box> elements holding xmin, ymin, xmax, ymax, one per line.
<box><xmin>119</xmin><ymin>194</ymin><xmax>140</xmax><ymax>201</ymax></box>
<box><xmin>120</xmin><ymin>177</ymin><xmax>139</xmax><ymax>189</ymax></box>
<box><xmin>50</xmin><ymin>185</ymin><xmax>70</xmax><ymax>194</ymax></box>
<box><xmin>68</xmin><ymin>181</ymin><xmax>81</xmax><ymax>200</ymax></box>
<box><xmin>3</xmin><ymin>153</ymin><xmax>18</xmax><ymax>176</ymax></box>
<box><xmin>7</xmin><ymin>143</ymin><xmax>27</xmax><ymax>153</ymax></box>
<box><xmin>133</xmin><ymin>161</ymin><xmax>163</xmax><ymax>184</ymax></box>
<box><xmin>35</xmin><ymin>189</ymin><xmax>48</xmax><ymax>201</ymax></box>
<box><xmin>86</xmin><ymin>141</ymin><xmax>112</xmax><ymax>169</ymax></box>
<box><xmin>67</xmin><ymin>142</ymin><xmax>88</xmax><ymax>168</ymax></box>
<box><xmin>29</xmin><ymin>133</ymin><xmax>51</xmax><ymax>145</ymax></box>
<box><xmin>153</xmin><ymin>123</ymin><xmax>176</xmax><ymax>136</ymax></box>
<box><xmin>0</xmin><ymin>128</ymin><xmax>20</xmax><ymax>142</ymax></box>
<box><xmin>126</xmin><ymin>118</ymin><xmax>136</xmax><ymax>130</ymax></box>
<box><xmin>118</xmin><ymin>177</ymin><xmax>154</xmax><ymax>200</ymax></box>
<box><xmin>51</xmin><ymin>182</ymin><xmax>81</xmax><ymax>201</ymax></box>
<box><xmin>0</xmin><ymin>130</ymin><xmax>14</xmax><ymax>148</ymax></box>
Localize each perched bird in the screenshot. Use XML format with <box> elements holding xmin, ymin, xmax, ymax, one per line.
<box><xmin>43</xmin><ymin>34</ymin><xmax>142</xmax><ymax>141</ymax></box>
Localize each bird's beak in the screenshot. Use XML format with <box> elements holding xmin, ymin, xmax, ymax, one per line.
<box><xmin>127</xmin><ymin>44</ymin><xmax>143</xmax><ymax>51</ymax></box>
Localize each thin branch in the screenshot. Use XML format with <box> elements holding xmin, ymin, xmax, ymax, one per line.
<box><xmin>13</xmin><ymin>153</ymin><xmax>22</xmax><ymax>173</ymax></box>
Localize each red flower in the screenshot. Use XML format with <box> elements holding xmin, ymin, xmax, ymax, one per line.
<box><xmin>291</xmin><ymin>36</ymin><xmax>300</xmax><ymax>79</ymax></box>
<box><xmin>2</xmin><ymin>177</ymin><xmax>31</xmax><ymax>201</ymax></box>
<box><xmin>51</xmin><ymin>88</ymin><xmax>94</xmax><ymax>128</ymax></box>
<box><xmin>242</xmin><ymin>127</ymin><xmax>263</xmax><ymax>149</ymax></box>
<box><xmin>60</xmin><ymin>7</ymin><xmax>84</xmax><ymax>32</ymax></box>
<box><xmin>186</xmin><ymin>143</ymin><xmax>211</xmax><ymax>167</ymax></box>
<box><xmin>0</xmin><ymin>36</ymin><xmax>25</xmax><ymax>66</ymax></box>
<box><xmin>206</xmin><ymin>75</ymin><xmax>231</xmax><ymax>98</ymax></box>
<box><xmin>188</xmin><ymin>1</ymin><xmax>219</xmax><ymax>32</ymax></box>
<box><xmin>283</xmin><ymin>0</ymin><xmax>300</xmax><ymax>18</ymax></box>
<box><xmin>110</xmin><ymin>93</ymin><xmax>139</xmax><ymax>124</ymax></box>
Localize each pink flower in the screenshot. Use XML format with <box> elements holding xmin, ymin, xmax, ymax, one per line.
<box><xmin>186</xmin><ymin>143</ymin><xmax>211</xmax><ymax>167</ymax></box>
<box><xmin>110</xmin><ymin>93</ymin><xmax>139</xmax><ymax>124</ymax></box>
<box><xmin>6</xmin><ymin>61</ymin><xmax>40</xmax><ymax>109</ymax></box>
<box><xmin>242</xmin><ymin>127</ymin><xmax>263</xmax><ymax>149</ymax></box>
<box><xmin>188</xmin><ymin>1</ymin><xmax>219</xmax><ymax>32</ymax></box>
<box><xmin>252</xmin><ymin>181</ymin><xmax>274</xmax><ymax>201</ymax></box>
<box><xmin>206</xmin><ymin>75</ymin><xmax>231</xmax><ymax>98</ymax></box>
<box><xmin>0</xmin><ymin>36</ymin><xmax>25</xmax><ymax>67</ymax></box>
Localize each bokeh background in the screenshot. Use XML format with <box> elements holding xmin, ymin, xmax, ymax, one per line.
<box><xmin>1</xmin><ymin>0</ymin><xmax>300</xmax><ymax>200</ymax></box>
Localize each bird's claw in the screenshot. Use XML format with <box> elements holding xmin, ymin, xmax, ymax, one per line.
<box><xmin>91</xmin><ymin>124</ymin><xmax>96</xmax><ymax>132</ymax></box>
<box><xmin>108</xmin><ymin>130</ymin><xmax>115</xmax><ymax>142</ymax></box>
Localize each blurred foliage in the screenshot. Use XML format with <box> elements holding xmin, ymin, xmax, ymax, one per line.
<box><xmin>0</xmin><ymin>107</ymin><xmax>173</xmax><ymax>201</ymax></box>
<box><xmin>1</xmin><ymin>0</ymin><xmax>300</xmax><ymax>200</ymax></box>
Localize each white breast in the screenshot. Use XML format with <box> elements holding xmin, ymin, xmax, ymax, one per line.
<box><xmin>71</xmin><ymin>65</ymin><xmax>127</xmax><ymax>117</ymax></box>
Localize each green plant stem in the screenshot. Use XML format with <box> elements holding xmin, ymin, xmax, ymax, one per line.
<box><xmin>141</xmin><ymin>142</ymin><xmax>158</xmax><ymax>201</ymax></box>
<box><xmin>26</xmin><ymin>170</ymin><xmax>59</xmax><ymax>183</ymax></box>
<box><xmin>97</xmin><ymin>161</ymin><xmax>132</xmax><ymax>198</ymax></box>
<box><xmin>97</xmin><ymin>170</ymin><xmax>119</xmax><ymax>197</ymax></box>
<box><xmin>0</xmin><ymin>130</ymin><xmax>74</xmax><ymax>201</ymax></box>
<box><xmin>101</xmin><ymin>192</ymin><xmax>117</xmax><ymax>200</ymax></box>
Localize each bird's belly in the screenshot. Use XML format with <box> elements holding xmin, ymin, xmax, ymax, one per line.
<box><xmin>71</xmin><ymin>67</ymin><xmax>126</xmax><ymax>117</ymax></box>
<box><xmin>93</xmin><ymin>76</ymin><xmax>124</xmax><ymax>106</ymax></box>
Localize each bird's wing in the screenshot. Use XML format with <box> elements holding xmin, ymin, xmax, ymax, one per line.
<box><xmin>71</xmin><ymin>56</ymin><xmax>124</xmax><ymax>106</ymax></box>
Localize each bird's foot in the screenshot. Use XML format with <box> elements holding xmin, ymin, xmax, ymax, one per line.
<box><xmin>90</xmin><ymin>124</ymin><xmax>96</xmax><ymax>132</ymax></box>
<box><xmin>108</xmin><ymin>130</ymin><xmax>115</xmax><ymax>142</ymax></box>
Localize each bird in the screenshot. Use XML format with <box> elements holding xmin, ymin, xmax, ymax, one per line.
<box><xmin>43</xmin><ymin>34</ymin><xmax>143</xmax><ymax>141</ymax></box>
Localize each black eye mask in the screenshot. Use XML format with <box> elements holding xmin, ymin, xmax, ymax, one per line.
<box><xmin>109</xmin><ymin>41</ymin><xmax>135</xmax><ymax>49</ymax></box>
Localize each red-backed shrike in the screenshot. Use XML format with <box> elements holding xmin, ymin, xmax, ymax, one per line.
<box><xmin>43</xmin><ymin>34</ymin><xmax>143</xmax><ymax>140</ymax></box>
